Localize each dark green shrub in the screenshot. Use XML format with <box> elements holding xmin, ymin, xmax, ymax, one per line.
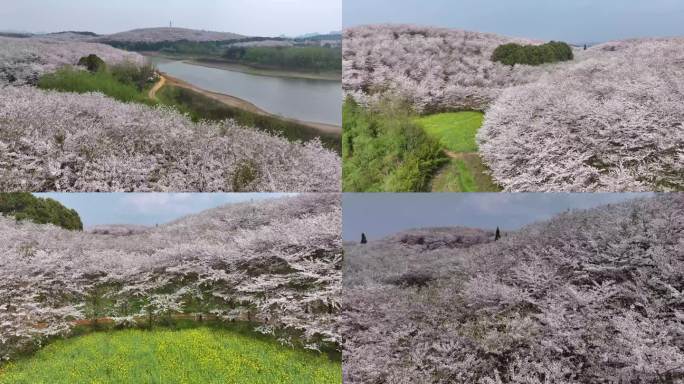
<box><xmin>77</xmin><ymin>54</ymin><xmax>106</xmax><ymax>72</ymax></box>
<box><xmin>232</xmin><ymin>160</ymin><xmax>260</xmax><ymax>191</ymax></box>
<box><xmin>0</xmin><ymin>192</ymin><xmax>83</xmax><ymax>230</ymax></box>
<box><xmin>343</xmin><ymin>97</ymin><xmax>447</xmax><ymax>192</ymax></box>
<box><xmin>110</xmin><ymin>62</ymin><xmax>156</xmax><ymax>91</ymax></box>
<box><xmin>492</xmin><ymin>41</ymin><xmax>573</xmax><ymax>66</ymax></box>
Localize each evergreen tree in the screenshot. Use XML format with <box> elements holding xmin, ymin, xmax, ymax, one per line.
<box><xmin>0</xmin><ymin>192</ymin><xmax>83</xmax><ymax>230</ymax></box>
<box><xmin>77</xmin><ymin>54</ymin><xmax>106</xmax><ymax>72</ymax></box>
<box><xmin>361</xmin><ymin>233</ymin><xmax>367</xmax><ymax>244</ymax></box>
<box><xmin>495</xmin><ymin>227</ymin><xmax>501</xmax><ymax>241</ymax></box>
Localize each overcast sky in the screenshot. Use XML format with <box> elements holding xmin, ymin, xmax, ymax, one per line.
<box><xmin>343</xmin><ymin>193</ymin><xmax>651</xmax><ymax>241</ymax></box>
<box><xmin>35</xmin><ymin>193</ymin><xmax>295</xmax><ymax>228</ymax></box>
<box><xmin>343</xmin><ymin>0</ymin><xmax>684</xmax><ymax>43</ymax></box>
<box><xmin>1</xmin><ymin>0</ymin><xmax>341</xmax><ymax>36</ymax></box>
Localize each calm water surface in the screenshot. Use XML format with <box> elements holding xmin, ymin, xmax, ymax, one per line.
<box><xmin>148</xmin><ymin>56</ymin><xmax>342</xmax><ymax>126</ymax></box>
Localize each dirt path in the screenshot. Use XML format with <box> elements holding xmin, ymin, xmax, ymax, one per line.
<box><xmin>431</xmin><ymin>150</ymin><xmax>502</xmax><ymax>192</ymax></box>
<box><xmin>443</xmin><ymin>149</ymin><xmax>473</xmax><ymax>160</ymax></box>
<box><xmin>148</xmin><ymin>75</ymin><xmax>166</xmax><ymax>100</ymax></box>
<box><xmin>159</xmin><ymin>72</ymin><xmax>342</xmax><ymax>135</ymax></box>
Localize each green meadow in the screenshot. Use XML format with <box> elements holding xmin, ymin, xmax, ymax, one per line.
<box><xmin>414</xmin><ymin>111</ymin><xmax>483</xmax><ymax>153</ymax></box>
<box><xmin>0</xmin><ymin>328</ymin><xmax>341</xmax><ymax>384</ymax></box>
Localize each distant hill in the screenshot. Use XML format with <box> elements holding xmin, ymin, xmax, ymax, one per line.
<box><xmin>49</xmin><ymin>31</ymin><xmax>100</xmax><ymax>37</ymax></box>
<box><xmin>0</xmin><ymin>32</ymin><xmax>32</xmax><ymax>38</ymax></box>
<box><xmin>96</xmin><ymin>27</ymin><xmax>246</xmax><ymax>43</ymax></box>
<box><xmin>295</xmin><ymin>33</ymin><xmax>342</xmax><ymax>42</ymax></box>
<box><xmin>344</xmin><ymin>226</ymin><xmax>496</xmax><ymax>288</ymax></box>
<box><xmin>40</xmin><ymin>31</ymin><xmax>101</xmax><ymax>41</ymax></box>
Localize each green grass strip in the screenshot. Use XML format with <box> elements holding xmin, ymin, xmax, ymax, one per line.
<box><xmin>414</xmin><ymin>111</ymin><xmax>484</xmax><ymax>153</ymax></box>
<box><xmin>38</xmin><ymin>67</ymin><xmax>154</xmax><ymax>106</ymax></box>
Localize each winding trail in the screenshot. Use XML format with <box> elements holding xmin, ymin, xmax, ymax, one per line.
<box><xmin>147</xmin><ymin>74</ymin><xmax>166</xmax><ymax>100</ymax></box>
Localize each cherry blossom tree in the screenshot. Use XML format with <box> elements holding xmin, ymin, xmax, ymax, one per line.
<box><xmin>343</xmin><ymin>194</ymin><xmax>684</xmax><ymax>383</ymax></box>
<box><xmin>478</xmin><ymin>38</ymin><xmax>684</xmax><ymax>192</ymax></box>
<box><xmin>0</xmin><ymin>86</ymin><xmax>340</xmax><ymax>192</ymax></box>
<box><xmin>0</xmin><ymin>194</ymin><xmax>342</xmax><ymax>361</ymax></box>
<box><xmin>343</xmin><ymin>24</ymin><xmax>545</xmax><ymax>113</ymax></box>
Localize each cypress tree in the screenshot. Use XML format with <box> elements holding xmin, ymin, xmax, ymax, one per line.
<box><xmin>361</xmin><ymin>233</ymin><xmax>367</xmax><ymax>244</ymax></box>
<box><xmin>495</xmin><ymin>227</ymin><xmax>501</xmax><ymax>241</ymax></box>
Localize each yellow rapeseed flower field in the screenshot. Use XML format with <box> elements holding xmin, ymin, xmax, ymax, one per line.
<box><xmin>0</xmin><ymin>327</ymin><xmax>341</xmax><ymax>384</ymax></box>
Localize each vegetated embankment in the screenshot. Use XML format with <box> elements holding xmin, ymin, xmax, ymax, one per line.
<box><xmin>158</xmin><ymin>72</ymin><xmax>342</xmax><ymax>137</ymax></box>
<box><xmin>343</xmin><ymin>194</ymin><xmax>683</xmax><ymax>383</ymax></box>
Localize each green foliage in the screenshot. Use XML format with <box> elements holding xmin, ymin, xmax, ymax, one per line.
<box><xmin>38</xmin><ymin>65</ymin><xmax>154</xmax><ymax>105</ymax></box>
<box><xmin>104</xmin><ymin>39</ymin><xmax>234</xmax><ymax>56</ymax></box>
<box><xmin>343</xmin><ymin>98</ymin><xmax>447</xmax><ymax>192</ymax></box>
<box><xmin>414</xmin><ymin>112</ymin><xmax>484</xmax><ymax>153</ymax></box>
<box><xmin>0</xmin><ymin>328</ymin><xmax>341</xmax><ymax>383</ymax></box>
<box><xmin>0</xmin><ymin>193</ymin><xmax>82</xmax><ymax>231</ymax></box>
<box><xmin>225</xmin><ymin>46</ymin><xmax>342</xmax><ymax>72</ymax></box>
<box><xmin>109</xmin><ymin>62</ymin><xmax>156</xmax><ymax>91</ymax></box>
<box><xmin>491</xmin><ymin>41</ymin><xmax>573</xmax><ymax>66</ymax></box>
<box><xmin>232</xmin><ymin>160</ymin><xmax>261</xmax><ymax>192</ymax></box>
<box><xmin>105</xmin><ymin>39</ymin><xmax>342</xmax><ymax>72</ymax></box>
<box><xmin>77</xmin><ymin>54</ymin><xmax>106</xmax><ymax>72</ymax></box>
<box><xmin>157</xmin><ymin>85</ymin><xmax>341</xmax><ymax>152</ymax></box>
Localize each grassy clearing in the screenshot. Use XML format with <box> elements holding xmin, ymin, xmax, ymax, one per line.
<box><xmin>38</xmin><ymin>67</ymin><xmax>154</xmax><ymax>106</ymax></box>
<box><xmin>412</xmin><ymin>111</ymin><xmax>501</xmax><ymax>192</ymax></box>
<box><xmin>430</xmin><ymin>154</ymin><xmax>502</xmax><ymax>192</ymax></box>
<box><xmin>414</xmin><ymin>111</ymin><xmax>483</xmax><ymax>153</ymax></box>
<box><xmin>0</xmin><ymin>327</ymin><xmax>341</xmax><ymax>384</ymax></box>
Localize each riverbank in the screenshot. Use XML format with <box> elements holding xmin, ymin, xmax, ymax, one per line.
<box><xmin>143</xmin><ymin>52</ymin><xmax>341</xmax><ymax>81</ymax></box>
<box><xmin>158</xmin><ymin>72</ymin><xmax>341</xmax><ymax>135</ymax></box>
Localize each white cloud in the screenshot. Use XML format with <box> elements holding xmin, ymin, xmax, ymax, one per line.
<box><xmin>122</xmin><ymin>193</ymin><xmax>211</xmax><ymax>214</ymax></box>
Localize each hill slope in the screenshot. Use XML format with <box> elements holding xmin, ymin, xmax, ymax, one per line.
<box><xmin>97</xmin><ymin>27</ymin><xmax>245</xmax><ymax>43</ymax></box>
<box><xmin>0</xmin><ymin>37</ymin><xmax>143</xmax><ymax>85</ymax></box>
<box><xmin>343</xmin><ymin>24</ymin><xmax>545</xmax><ymax>112</ymax></box>
<box><xmin>0</xmin><ymin>86</ymin><xmax>340</xmax><ymax>192</ymax></box>
<box><xmin>343</xmin><ymin>195</ymin><xmax>683</xmax><ymax>383</ymax></box>
<box><xmin>478</xmin><ymin>38</ymin><xmax>684</xmax><ymax>192</ymax></box>
<box><xmin>343</xmin><ymin>25</ymin><xmax>684</xmax><ymax>192</ymax></box>
<box><xmin>0</xmin><ymin>194</ymin><xmax>342</xmax><ymax>361</ymax></box>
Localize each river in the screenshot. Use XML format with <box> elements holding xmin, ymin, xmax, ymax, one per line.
<box><xmin>147</xmin><ymin>56</ymin><xmax>342</xmax><ymax>126</ymax></box>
